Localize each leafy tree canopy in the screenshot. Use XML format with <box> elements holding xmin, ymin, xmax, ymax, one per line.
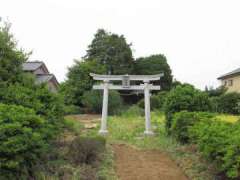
<box><xmin>0</xmin><ymin>20</ymin><xmax>29</xmax><ymax>85</ymax></box>
<box><xmin>60</xmin><ymin>60</ymin><xmax>106</xmax><ymax>106</ymax></box>
<box><xmin>85</xmin><ymin>29</ymin><xmax>134</xmax><ymax>74</ymax></box>
<box><xmin>133</xmin><ymin>54</ymin><xmax>173</xmax><ymax>90</ymax></box>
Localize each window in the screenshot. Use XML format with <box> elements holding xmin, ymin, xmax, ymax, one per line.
<box><xmin>224</xmin><ymin>81</ymin><xmax>227</xmax><ymax>86</ymax></box>
<box><xmin>228</xmin><ymin>80</ymin><xmax>233</xmax><ymax>86</ymax></box>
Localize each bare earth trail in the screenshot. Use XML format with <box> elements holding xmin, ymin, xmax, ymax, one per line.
<box><xmin>113</xmin><ymin>144</ymin><xmax>188</xmax><ymax>180</ymax></box>
<box><xmin>67</xmin><ymin>114</ymin><xmax>188</xmax><ymax>180</ymax></box>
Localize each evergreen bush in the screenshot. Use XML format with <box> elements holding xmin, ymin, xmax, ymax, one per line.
<box><xmin>189</xmin><ymin>119</ymin><xmax>240</xmax><ymax>178</ymax></box>
<box><xmin>0</xmin><ymin>104</ymin><xmax>49</xmax><ymax>179</ymax></box>
<box><xmin>164</xmin><ymin>84</ymin><xmax>211</xmax><ymax>132</ymax></box>
<box><xmin>171</xmin><ymin>111</ymin><xmax>214</xmax><ymax>143</ymax></box>
<box><xmin>217</xmin><ymin>92</ymin><xmax>240</xmax><ymax>114</ymax></box>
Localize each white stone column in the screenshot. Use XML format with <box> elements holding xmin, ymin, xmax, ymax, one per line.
<box><xmin>144</xmin><ymin>81</ymin><xmax>154</xmax><ymax>135</ymax></box>
<box><xmin>99</xmin><ymin>80</ymin><xmax>109</xmax><ymax>135</ymax></box>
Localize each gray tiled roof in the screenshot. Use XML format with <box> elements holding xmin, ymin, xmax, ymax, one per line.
<box><xmin>22</xmin><ymin>61</ymin><xmax>43</xmax><ymax>71</ymax></box>
<box><xmin>218</xmin><ymin>68</ymin><xmax>240</xmax><ymax>79</ymax></box>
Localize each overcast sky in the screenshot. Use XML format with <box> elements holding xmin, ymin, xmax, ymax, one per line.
<box><xmin>1</xmin><ymin>0</ymin><xmax>240</xmax><ymax>89</ymax></box>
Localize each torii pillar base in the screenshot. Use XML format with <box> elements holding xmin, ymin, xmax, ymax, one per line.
<box><xmin>144</xmin><ymin>131</ymin><xmax>154</xmax><ymax>136</ymax></box>
<box><xmin>99</xmin><ymin>130</ymin><xmax>108</xmax><ymax>135</ymax></box>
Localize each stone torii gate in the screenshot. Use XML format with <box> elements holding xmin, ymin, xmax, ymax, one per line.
<box><xmin>90</xmin><ymin>73</ymin><xmax>164</xmax><ymax>135</ymax></box>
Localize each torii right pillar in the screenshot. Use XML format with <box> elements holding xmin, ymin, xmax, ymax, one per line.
<box><xmin>144</xmin><ymin>80</ymin><xmax>154</xmax><ymax>135</ymax></box>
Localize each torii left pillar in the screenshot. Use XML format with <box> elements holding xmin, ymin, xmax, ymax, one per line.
<box><xmin>144</xmin><ymin>80</ymin><xmax>154</xmax><ymax>135</ymax></box>
<box><xmin>99</xmin><ymin>80</ymin><xmax>109</xmax><ymax>135</ymax></box>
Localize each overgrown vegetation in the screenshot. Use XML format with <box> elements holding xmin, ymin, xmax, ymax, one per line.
<box><xmin>164</xmin><ymin>84</ymin><xmax>211</xmax><ymax>132</ymax></box>
<box><xmin>0</xmin><ymin>104</ymin><xmax>48</xmax><ymax>179</ymax></box>
<box><xmin>165</xmin><ymin>94</ymin><xmax>240</xmax><ymax>178</ymax></box>
<box><xmin>189</xmin><ymin>118</ymin><xmax>240</xmax><ymax>178</ymax></box>
<box><xmin>0</xmin><ymin>20</ymin><xmax>65</xmax><ymax>179</ymax></box>
<box><xmin>82</xmin><ymin>90</ymin><xmax>123</xmax><ymax>115</ymax></box>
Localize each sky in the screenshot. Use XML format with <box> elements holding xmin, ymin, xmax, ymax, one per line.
<box><xmin>1</xmin><ymin>0</ymin><xmax>240</xmax><ymax>89</ymax></box>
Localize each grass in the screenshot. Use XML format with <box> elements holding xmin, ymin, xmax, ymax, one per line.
<box><xmin>216</xmin><ymin>114</ymin><xmax>240</xmax><ymax>123</ymax></box>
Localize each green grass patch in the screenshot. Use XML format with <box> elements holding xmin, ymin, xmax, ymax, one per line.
<box><xmin>216</xmin><ymin>114</ymin><xmax>240</xmax><ymax>123</ymax></box>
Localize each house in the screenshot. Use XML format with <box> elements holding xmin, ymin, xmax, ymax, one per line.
<box><xmin>22</xmin><ymin>61</ymin><xmax>59</xmax><ymax>92</ymax></box>
<box><xmin>218</xmin><ymin>68</ymin><xmax>240</xmax><ymax>93</ymax></box>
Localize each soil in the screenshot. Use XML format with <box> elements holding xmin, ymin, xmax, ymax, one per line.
<box><xmin>113</xmin><ymin>144</ymin><xmax>188</xmax><ymax>180</ymax></box>
<box><xmin>66</xmin><ymin>114</ymin><xmax>101</xmax><ymax>129</ymax></box>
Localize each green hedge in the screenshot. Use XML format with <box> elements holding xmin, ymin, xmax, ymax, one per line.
<box><xmin>164</xmin><ymin>84</ymin><xmax>211</xmax><ymax>132</ymax></box>
<box><xmin>0</xmin><ymin>104</ymin><xmax>49</xmax><ymax>179</ymax></box>
<box><xmin>171</xmin><ymin>111</ymin><xmax>214</xmax><ymax>143</ymax></box>
<box><xmin>170</xmin><ymin>110</ymin><xmax>240</xmax><ymax>179</ymax></box>
<box><xmin>189</xmin><ymin>119</ymin><xmax>240</xmax><ymax>178</ymax></box>
<box><xmin>0</xmin><ymin>84</ymin><xmax>65</xmax><ymax>138</ymax></box>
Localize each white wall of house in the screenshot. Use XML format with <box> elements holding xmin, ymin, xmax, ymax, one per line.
<box><xmin>48</xmin><ymin>80</ymin><xmax>58</xmax><ymax>93</ymax></box>
<box><xmin>221</xmin><ymin>75</ymin><xmax>240</xmax><ymax>93</ymax></box>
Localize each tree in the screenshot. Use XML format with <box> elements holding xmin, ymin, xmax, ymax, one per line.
<box><xmin>133</xmin><ymin>54</ymin><xmax>173</xmax><ymax>90</ymax></box>
<box><xmin>205</xmin><ymin>85</ymin><xmax>227</xmax><ymax>97</ymax></box>
<box><xmin>61</xmin><ymin>60</ymin><xmax>106</xmax><ymax>106</ymax></box>
<box><xmin>0</xmin><ymin>20</ymin><xmax>29</xmax><ymax>86</ymax></box>
<box><xmin>85</xmin><ymin>29</ymin><xmax>134</xmax><ymax>74</ymax></box>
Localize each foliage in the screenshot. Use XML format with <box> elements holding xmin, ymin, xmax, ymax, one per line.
<box><xmin>164</xmin><ymin>84</ymin><xmax>211</xmax><ymax>131</ymax></box>
<box><xmin>0</xmin><ymin>83</ymin><xmax>65</xmax><ymax>138</ymax></box>
<box><xmin>205</xmin><ymin>86</ymin><xmax>227</xmax><ymax>97</ymax></box>
<box><xmin>171</xmin><ymin>111</ymin><xmax>214</xmax><ymax>143</ymax></box>
<box><xmin>216</xmin><ymin>114</ymin><xmax>240</xmax><ymax>123</ymax></box>
<box><xmin>61</xmin><ymin>60</ymin><xmax>106</xmax><ymax>106</ymax></box>
<box><xmin>217</xmin><ymin>92</ymin><xmax>240</xmax><ymax>114</ymax></box>
<box><xmin>138</xmin><ymin>91</ymin><xmax>168</xmax><ymax>110</ymax></box>
<box><xmin>0</xmin><ymin>20</ymin><xmax>29</xmax><ymax>86</ymax></box>
<box><xmin>189</xmin><ymin>119</ymin><xmax>240</xmax><ymax>178</ymax></box>
<box><xmin>85</xmin><ymin>29</ymin><xmax>134</xmax><ymax>75</ymax></box>
<box><xmin>0</xmin><ymin>104</ymin><xmax>49</xmax><ymax>179</ymax></box>
<box><xmin>121</xmin><ymin>105</ymin><xmax>144</xmax><ymax>117</ymax></box>
<box><xmin>82</xmin><ymin>90</ymin><xmax>123</xmax><ymax>115</ymax></box>
<box><xmin>63</xmin><ymin>104</ymin><xmax>83</xmax><ymax>115</ymax></box>
<box><xmin>68</xmin><ymin>136</ymin><xmax>106</xmax><ymax>165</ymax></box>
<box><xmin>133</xmin><ymin>54</ymin><xmax>173</xmax><ymax>90</ymax></box>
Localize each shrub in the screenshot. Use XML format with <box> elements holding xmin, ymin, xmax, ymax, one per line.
<box><xmin>164</xmin><ymin>84</ymin><xmax>211</xmax><ymax>132</ymax></box>
<box><xmin>217</xmin><ymin>92</ymin><xmax>240</xmax><ymax>114</ymax></box>
<box><xmin>0</xmin><ymin>104</ymin><xmax>48</xmax><ymax>179</ymax></box>
<box><xmin>171</xmin><ymin>111</ymin><xmax>214</xmax><ymax>143</ymax></box>
<box><xmin>121</xmin><ymin>105</ymin><xmax>144</xmax><ymax>117</ymax></box>
<box><xmin>209</xmin><ymin>96</ymin><xmax>221</xmax><ymax>112</ymax></box>
<box><xmin>63</xmin><ymin>104</ymin><xmax>83</xmax><ymax>115</ymax></box>
<box><xmin>68</xmin><ymin>136</ymin><xmax>106</xmax><ymax>165</ymax></box>
<box><xmin>138</xmin><ymin>91</ymin><xmax>168</xmax><ymax>110</ymax></box>
<box><xmin>189</xmin><ymin>119</ymin><xmax>240</xmax><ymax>178</ymax></box>
<box><xmin>0</xmin><ymin>83</ymin><xmax>65</xmax><ymax>138</ymax></box>
<box><xmin>82</xmin><ymin>90</ymin><xmax>123</xmax><ymax>115</ymax></box>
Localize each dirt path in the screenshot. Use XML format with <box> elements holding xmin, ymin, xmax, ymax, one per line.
<box><xmin>113</xmin><ymin>144</ymin><xmax>188</xmax><ymax>180</ymax></box>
